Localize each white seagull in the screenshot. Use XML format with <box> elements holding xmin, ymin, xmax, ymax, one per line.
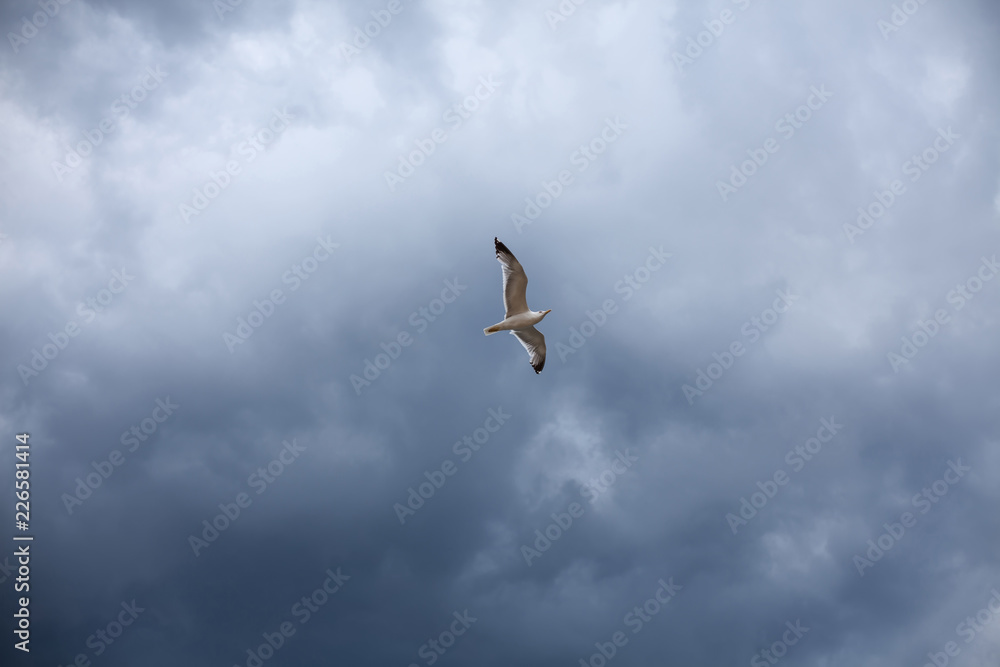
<box><xmin>484</xmin><ymin>237</ymin><xmax>552</xmax><ymax>374</ymax></box>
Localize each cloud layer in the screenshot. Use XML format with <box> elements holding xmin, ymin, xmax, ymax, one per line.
<box><xmin>2</xmin><ymin>0</ymin><xmax>1000</xmax><ymax>665</ymax></box>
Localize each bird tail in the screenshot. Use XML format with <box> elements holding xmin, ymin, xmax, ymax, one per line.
<box><xmin>484</xmin><ymin>324</ymin><xmax>503</xmax><ymax>335</ymax></box>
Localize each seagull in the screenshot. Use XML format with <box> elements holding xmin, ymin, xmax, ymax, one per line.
<box><xmin>484</xmin><ymin>237</ymin><xmax>552</xmax><ymax>374</ymax></box>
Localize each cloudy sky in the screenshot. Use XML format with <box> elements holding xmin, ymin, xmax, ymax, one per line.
<box><xmin>2</xmin><ymin>0</ymin><xmax>1000</xmax><ymax>665</ymax></box>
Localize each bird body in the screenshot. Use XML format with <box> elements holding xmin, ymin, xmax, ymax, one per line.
<box><xmin>484</xmin><ymin>238</ymin><xmax>551</xmax><ymax>373</ymax></box>
<box><xmin>483</xmin><ymin>309</ymin><xmax>550</xmax><ymax>335</ymax></box>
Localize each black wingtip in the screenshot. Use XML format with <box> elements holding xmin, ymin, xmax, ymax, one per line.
<box><xmin>495</xmin><ymin>237</ymin><xmax>513</xmax><ymax>257</ymax></box>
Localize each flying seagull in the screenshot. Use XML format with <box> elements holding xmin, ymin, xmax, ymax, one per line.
<box><xmin>484</xmin><ymin>237</ymin><xmax>552</xmax><ymax>374</ymax></box>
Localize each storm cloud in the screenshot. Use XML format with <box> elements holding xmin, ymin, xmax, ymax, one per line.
<box><xmin>2</xmin><ymin>0</ymin><xmax>1000</xmax><ymax>665</ymax></box>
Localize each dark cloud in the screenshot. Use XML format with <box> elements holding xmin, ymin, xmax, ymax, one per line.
<box><xmin>2</xmin><ymin>0</ymin><xmax>1000</xmax><ymax>665</ymax></box>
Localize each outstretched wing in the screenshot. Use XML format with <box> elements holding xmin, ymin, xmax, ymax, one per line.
<box><xmin>495</xmin><ymin>237</ymin><xmax>529</xmax><ymax>318</ymax></box>
<box><xmin>511</xmin><ymin>326</ymin><xmax>546</xmax><ymax>374</ymax></box>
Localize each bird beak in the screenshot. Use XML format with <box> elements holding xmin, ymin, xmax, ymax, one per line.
<box><xmin>544</xmin><ymin>309</ymin><xmax>552</xmax><ymax>314</ymax></box>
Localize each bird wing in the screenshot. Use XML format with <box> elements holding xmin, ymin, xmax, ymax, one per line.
<box><xmin>495</xmin><ymin>237</ymin><xmax>529</xmax><ymax>318</ymax></box>
<box><xmin>511</xmin><ymin>326</ymin><xmax>546</xmax><ymax>374</ymax></box>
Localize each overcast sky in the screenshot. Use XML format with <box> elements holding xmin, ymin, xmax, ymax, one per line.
<box><xmin>2</xmin><ymin>0</ymin><xmax>1000</xmax><ymax>665</ymax></box>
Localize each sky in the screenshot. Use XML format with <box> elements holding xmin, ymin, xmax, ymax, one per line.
<box><xmin>1</xmin><ymin>0</ymin><xmax>1000</xmax><ymax>665</ymax></box>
